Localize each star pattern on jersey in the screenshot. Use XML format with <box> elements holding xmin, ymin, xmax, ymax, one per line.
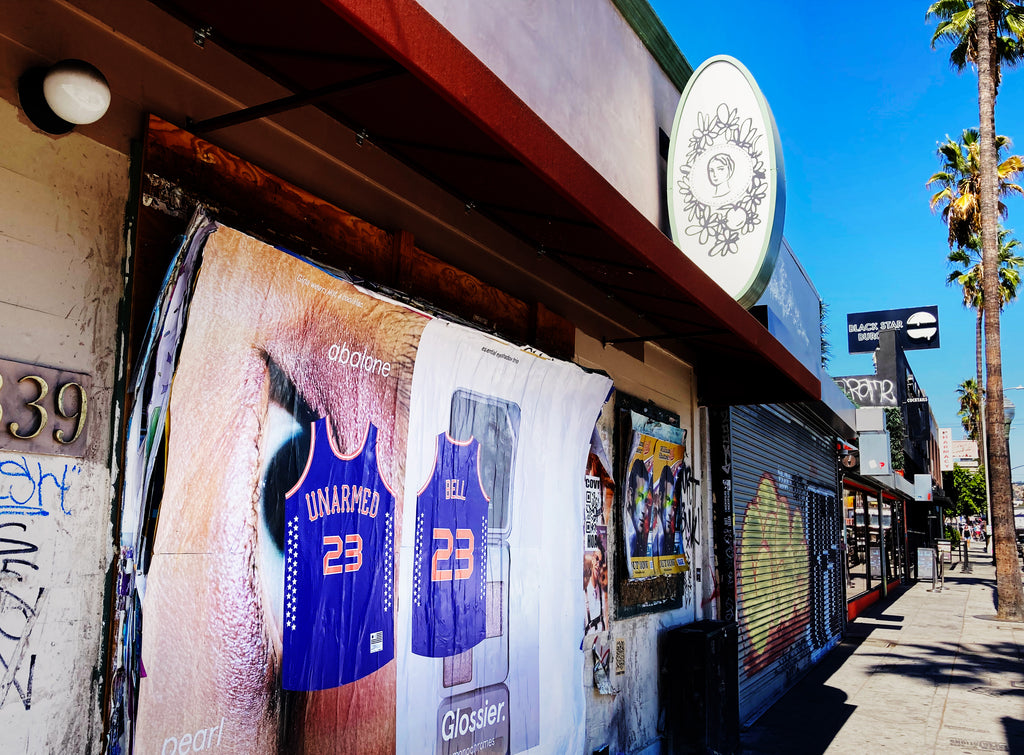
<box><xmin>479</xmin><ymin>513</ymin><xmax>488</xmax><ymax>602</ymax></box>
<box><xmin>383</xmin><ymin>510</ymin><xmax>394</xmax><ymax>612</ymax></box>
<box><xmin>285</xmin><ymin>515</ymin><xmax>299</xmax><ymax>632</ymax></box>
<box><xmin>413</xmin><ymin>509</ymin><xmax>426</xmax><ymax>607</ymax></box>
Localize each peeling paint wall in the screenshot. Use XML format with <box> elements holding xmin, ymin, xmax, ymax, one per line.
<box><xmin>576</xmin><ymin>334</ymin><xmax>713</xmax><ymax>755</ymax></box>
<box><xmin>0</xmin><ymin>97</ymin><xmax>126</xmax><ymax>753</ymax></box>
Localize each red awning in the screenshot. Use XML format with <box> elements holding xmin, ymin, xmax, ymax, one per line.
<box><xmin>148</xmin><ymin>0</ymin><xmax>820</xmax><ymax>405</ymax></box>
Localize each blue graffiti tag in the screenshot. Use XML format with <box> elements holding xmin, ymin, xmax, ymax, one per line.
<box><xmin>0</xmin><ymin>456</ymin><xmax>79</xmax><ymax>516</ymax></box>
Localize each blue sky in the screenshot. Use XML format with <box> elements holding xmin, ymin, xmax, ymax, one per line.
<box><xmin>650</xmin><ymin>0</ymin><xmax>1024</xmax><ymax>482</ymax></box>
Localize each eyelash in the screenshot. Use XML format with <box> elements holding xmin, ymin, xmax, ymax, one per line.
<box><xmin>260</xmin><ymin>361</ymin><xmax>315</xmax><ymax>553</ymax></box>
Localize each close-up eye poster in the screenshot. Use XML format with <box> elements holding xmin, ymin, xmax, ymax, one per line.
<box><xmin>108</xmin><ymin>214</ymin><xmax>611</xmax><ymax>755</ymax></box>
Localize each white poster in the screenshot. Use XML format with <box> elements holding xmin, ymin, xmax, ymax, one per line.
<box><xmin>397</xmin><ymin>321</ymin><xmax>610</xmax><ymax>755</ymax></box>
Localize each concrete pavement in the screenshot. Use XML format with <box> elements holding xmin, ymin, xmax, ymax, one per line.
<box><xmin>741</xmin><ymin>542</ymin><xmax>1024</xmax><ymax>754</ymax></box>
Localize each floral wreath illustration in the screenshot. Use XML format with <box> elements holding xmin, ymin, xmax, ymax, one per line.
<box><xmin>676</xmin><ymin>103</ymin><xmax>768</xmax><ymax>257</ymax></box>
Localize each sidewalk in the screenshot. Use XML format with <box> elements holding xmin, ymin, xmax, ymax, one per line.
<box><xmin>741</xmin><ymin>542</ymin><xmax>1024</xmax><ymax>754</ymax></box>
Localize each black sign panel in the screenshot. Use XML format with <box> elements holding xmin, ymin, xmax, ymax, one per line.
<box><xmin>847</xmin><ymin>306</ymin><xmax>940</xmax><ymax>353</ymax></box>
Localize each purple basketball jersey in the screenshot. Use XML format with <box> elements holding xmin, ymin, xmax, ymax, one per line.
<box><xmin>282</xmin><ymin>417</ymin><xmax>395</xmax><ymax>690</ymax></box>
<box><xmin>412</xmin><ymin>434</ymin><xmax>489</xmax><ymax>658</ymax></box>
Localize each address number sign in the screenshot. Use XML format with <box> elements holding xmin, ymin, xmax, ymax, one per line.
<box><xmin>0</xmin><ymin>356</ymin><xmax>90</xmax><ymax>457</ymax></box>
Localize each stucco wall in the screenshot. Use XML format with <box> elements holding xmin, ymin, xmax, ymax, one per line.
<box><xmin>0</xmin><ymin>96</ymin><xmax>127</xmax><ymax>752</ymax></box>
<box><xmin>415</xmin><ymin>0</ymin><xmax>683</xmax><ymax>228</ymax></box>
<box><xmin>576</xmin><ymin>333</ymin><xmax>713</xmax><ymax>755</ymax></box>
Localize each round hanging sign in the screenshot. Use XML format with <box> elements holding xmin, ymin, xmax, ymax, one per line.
<box><xmin>667</xmin><ymin>56</ymin><xmax>786</xmax><ymax>309</ymax></box>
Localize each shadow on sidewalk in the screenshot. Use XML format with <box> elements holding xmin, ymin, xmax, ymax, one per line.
<box><xmin>739</xmin><ymin>641</ymin><xmax>858</xmax><ymax>755</ymax></box>
<box><xmin>740</xmin><ymin>572</ymin><xmax>1024</xmax><ymax>753</ymax></box>
<box><xmin>741</xmin><ymin>595</ymin><xmax>915</xmax><ymax>753</ymax></box>
<box><xmin>848</xmin><ymin>639</ymin><xmax>1024</xmax><ymax>687</ymax></box>
<box><xmin>1004</xmin><ymin>718</ymin><xmax>1024</xmax><ymax>751</ymax></box>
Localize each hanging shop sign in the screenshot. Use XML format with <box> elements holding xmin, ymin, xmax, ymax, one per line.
<box><xmin>951</xmin><ymin>439</ymin><xmax>979</xmax><ymax>464</ymax></box>
<box><xmin>846</xmin><ymin>305</ymin><xmax>940</xmax><ymax>353</ymax></box>
<box><xmin>832</xmin><ymin>374</ymin><xmax>897</xmax><ymax>408</ymax></box>
<box><xmin>939</xmin><ymin>428</ymin><xmax>954</xmax><ymax>471</ymax></box>
<box><xmin>667</xmin><ymin>55</ymin><xmax>786</xmax><ymax>309</ymax></box>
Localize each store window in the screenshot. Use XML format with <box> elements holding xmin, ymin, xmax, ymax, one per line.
<box><xmin>882</xmin><ymin>496</ymin><xmax>907</xmax><ymax>584</ymax></box>
<box><xmin>845</xmin><ymin>485</ymin><xmax>907</xmax><ymax>598</ymax></box>
<box><xmin>844</xmin><ymin>487</ymin><xmax>879</xmax><ymax>598</ymax></box>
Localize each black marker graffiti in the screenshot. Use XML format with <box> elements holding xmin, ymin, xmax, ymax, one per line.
<box><xmin>676</xmin><ymin>461</ymin><xmax>701</xmax><ymax>551</ymax></box>
<box><xmin>710</xmin><ymin>408</ymin><xmax>736</xmax><ymax>624</ymax></box>
<box><xmin>0</xmin><ymin>520</ymin><xmax>44</xmax><ymax>711</ymax></box>
<box><xmin>0</xmin><ymin>585</ymin><xmax>43</xmax><ymax>711</ymax></box>
<box><xmin>0</xmin><ymin>522</ymin><xmax>39</xmax><ymax>580</ymax></box>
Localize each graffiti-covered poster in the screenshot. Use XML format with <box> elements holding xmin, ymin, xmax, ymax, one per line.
<box><xmin>622</xmin><ymin>413</ymin><xmax>687</xmax><ymax>580</ymax></box>
<box><xmin>583</xmin><ymin>432</ymin><xmax>613</xmax><ymax>638</ymax></box>
<box><xmin>113</xmin><ymin>217</ymin><xmax>611</xmax><ymax>755</ymax></box>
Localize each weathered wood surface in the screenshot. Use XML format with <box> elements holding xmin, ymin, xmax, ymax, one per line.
<box><xmin>135</xmin><ymin>115</ymin><xmax>575</xmax><ymax>365</ymax></box>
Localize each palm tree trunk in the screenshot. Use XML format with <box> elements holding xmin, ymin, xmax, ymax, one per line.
<box><xmin>970</xmin><ymin>305</ymin><xmax>987</xmax><ymax>458</ymax></box>
<box><xmin>976</xmin><ymin>308</ymin><xmax>984</xmax><ymax>394</ymax></box>
<box><xmin>974</xmin><ymin>0</ymin><xmax>1024</xmax><ymax>620</ymax></box>
<box><xmin>976</xmin><ymin>307</ymin><xmax>984</xmax><ymax>428</ymax></box>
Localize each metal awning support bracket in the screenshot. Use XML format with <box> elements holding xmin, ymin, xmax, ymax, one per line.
<box><xmin>187</xmin><ymin>67</ymin><xmax>403</xmax><ymax>134</ymax></box>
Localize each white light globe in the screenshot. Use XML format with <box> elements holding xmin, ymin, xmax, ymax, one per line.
<box><xmin>42</xmin><ymin>60</ymin><xmax>110</xmax><ymax>125</ymax></box>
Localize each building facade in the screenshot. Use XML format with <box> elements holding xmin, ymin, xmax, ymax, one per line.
<box><xmin>0</xmin><ymin>1</ymin><xmax>848</xmax><ymax>752</ymax></box>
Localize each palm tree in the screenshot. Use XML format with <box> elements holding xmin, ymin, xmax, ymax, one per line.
<box><xmin>927</xmin><ymin>1</ymin><xmax>1024</xmax><ymax>85</ymax></box>
<box><xmin>928</xmin><ymin>129</ymin><xmax>1024</xmax><ymax>250</ymax></box>
<box><xmin>928</xmin><ymin>0</ymin><xmax>1024</xmax><ymax>620</ymax></box>
<box><xmin>946</xmin><ymin>228</ymin><xmax>1024</xmax><ymax>391</ymax></box>
<box><xmin>957</xmin><ymin>378</ymin><xmax>984</xmax><ymax>441</ymax></box>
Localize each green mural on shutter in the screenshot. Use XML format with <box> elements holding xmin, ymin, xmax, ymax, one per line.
<box><xmin>736</xmin><ymin>473</ymin><xmax>810</xmax><ymax>675</ymax></box>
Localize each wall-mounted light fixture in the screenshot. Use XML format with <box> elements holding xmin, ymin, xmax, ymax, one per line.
<box><xmin>18</xmin><ymin>59</ymin><xmax>110</xmax><ymax>135</ymax></box>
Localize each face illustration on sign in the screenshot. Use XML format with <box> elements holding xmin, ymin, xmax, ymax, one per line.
<box><xmin>707</xmin><ymin>153</ymin><xmax>735</xmax><ymax>197</ymax></box>
<box><xmin>686</xmin><ymin>135</ymin><xmax>759</xmax><ymax>226</ymax></box>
